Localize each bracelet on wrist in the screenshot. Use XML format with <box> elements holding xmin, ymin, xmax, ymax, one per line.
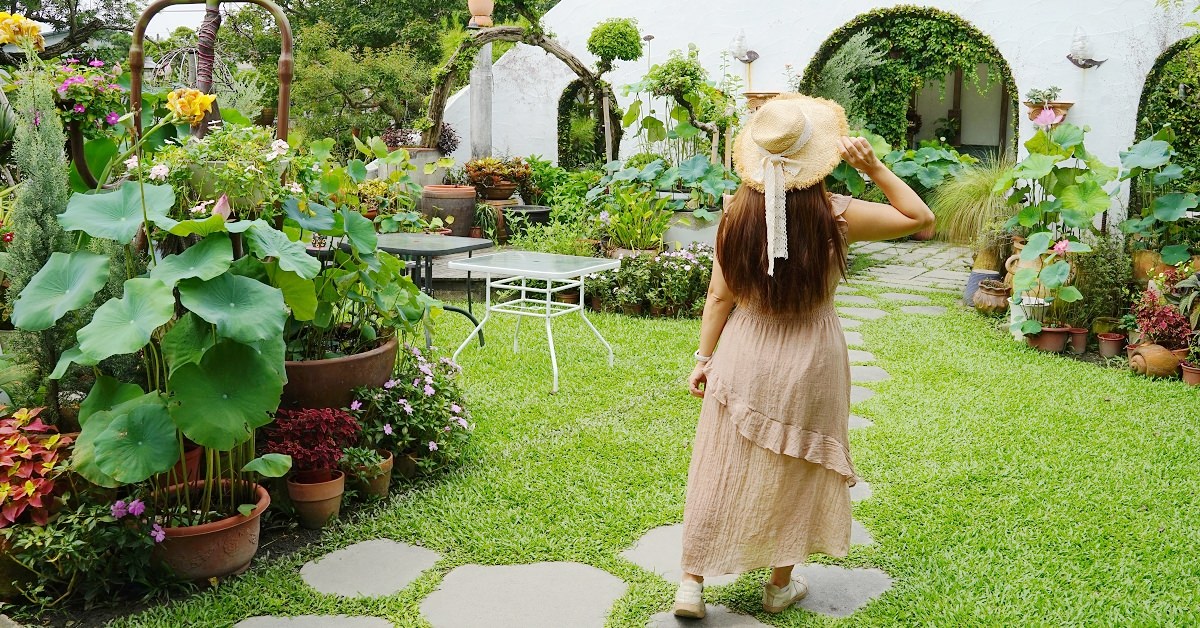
<box><xmin>694</xmin><ymin>351</ymin><xmax>712</xmax><ymax>363</ymax></box>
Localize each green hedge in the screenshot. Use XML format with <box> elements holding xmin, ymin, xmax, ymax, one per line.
<box><xmin>1137</xmin><ymin>34</ymin><xmax>1200</xmax><ymax>191</ymax></box>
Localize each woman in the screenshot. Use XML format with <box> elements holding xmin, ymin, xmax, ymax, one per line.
<box><xmin>673</xmin><ymin>94</ymin><xmax>933</xmax><ymax>618</ymax></box>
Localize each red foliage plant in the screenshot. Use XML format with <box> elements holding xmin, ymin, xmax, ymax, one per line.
<box><xmin>1134</xmin><ymin>289</ymin><xmax>1193</xmax><ymax>350</ymax></box>
<box><xmin>0</xmin><ymin>407</ymin><xmax>71</xmax><ymax>528</ymax></box>
<box><xmin>263</xmin><ymin>408</ymin><xmax>362</xmax><ymax>473</ymax></box>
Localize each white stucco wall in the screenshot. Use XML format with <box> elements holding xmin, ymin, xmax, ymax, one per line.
<box><xmin>445</xmin><ymin>0</ymin><xmax>1195</xmax><ymax>200</ymax></box>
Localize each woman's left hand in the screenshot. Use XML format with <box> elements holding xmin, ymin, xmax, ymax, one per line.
<box><xmin>688</xmin><ymin>364</ymin><xmax>708</xmax><ymax>398</ymax></box>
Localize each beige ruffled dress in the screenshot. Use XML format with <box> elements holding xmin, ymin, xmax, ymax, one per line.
<box><xmin>680</xmin><ymin>195</ymin><xmax>857</xmax><ymax>577</ymax></box>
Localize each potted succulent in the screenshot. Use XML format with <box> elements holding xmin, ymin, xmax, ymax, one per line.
<box><xmin>341</xmin><ymin>446</ymin><xmax>393</xmax><ymax>500</ymax></box>
<box><xmin>465</xmin><ymin>156</ymin><xmax>532</xmax><ymax>201</ymax></box>
<box><xmin>1023</xmin><ymin>86</ymin><xmax>1072</xmax><ymax>124</ymax></box>
<box><xmin>264</xmin><ymin>408</ymin><xmax>361</xmax><ymax>529</ymax></box>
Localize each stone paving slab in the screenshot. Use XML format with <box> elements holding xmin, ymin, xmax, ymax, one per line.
<box><xmin>0</xmin><ymin>616</ymin><xmax>21</xmax><ymax>628</ymax></box>
<box><xmin>648</xmin><ymin>605</ymin><xmax>770</xmax><ymax>627</ymax></box>
<box><xmin>301</xmin><ymin>539</ymin><xmax>440</xmax><ymax>598</ymax></box>
<box><xmin>850</xmin><ymin>519</ymin><xmax>875</xmax><ymax>546</ymax></box>
<box><xmin>236</xmin><ymin>616</ymin><xmax>392</xmax><ymax>628</ymax></box>
<box><xmin>839</xmin><ymin>317</ymin><xmax>862</xmax><ymax>329</ymax></box>
<box><xmin>900</xmin><ymin>305</ymin><xmax>948</xmax><ymax>315</ymax></box>
<box><xmin>849</xmin><ymin>414</ymin><xmax>875</xmax><ymax>429</ymax></box>
<box><xmin>878</xmin><ymin>292</ymin><xmax>931</xmax><ymax>303</ymax></box>
<box><xmin>793</xmin><ymin>564</ymin><xmax>894</xmax><ymax>618</ymax></box>
<box><xmin>847</xmin><ymin>349</ymin><xmax>874</xmax><ymax>362</ymax></box>
<box><xmin>850</xmin><ymin>480</ymin><xmax>872</xmax><ymax>502</ymax></box>
<box><xmin>844</xmin><ymin>331</ymin><xmax>864</xmax><ymax>347</ymax></box>
<box><xmin>421</xmin><ymin>562</ymin><xmax>627</xmax><ymax>628</ymax></box>
<box><xmin>838</xmin><ymin>307</ymin><xmax>889</xmax><ymax>320</ymax></box>
<box><xmin>835</xmin><ymin>285</ymin><xmax>857</xmax><ymax>294</ymax></box>
<box><xmin>622</xmin><ymin>525</ymin><xmax>738</xmax><ymax>586</ymax></box>
<box><xmin>849</xmin><ymin>279</ymin><xmax>959</xmax><ymax>295</ymax></box>
<box><xmin>834</xmin><ymin>295</ymin><xmax>876</xmax><ymax>306</ymax></box>
<box><xmin>851</xmin><ymin>386</ymin><xmax>875</xmax><ymax>404</ymax></box>
<box><xmin>851</xmin><ymin>366</ymin><xmax>891</xmax><ymax>383</ymax></box>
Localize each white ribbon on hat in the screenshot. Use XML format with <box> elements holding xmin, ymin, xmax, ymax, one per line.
<box><xmin>757</xmin><ymin>113</ymin><xmax>814</xmax><ymax>276</ymax></box>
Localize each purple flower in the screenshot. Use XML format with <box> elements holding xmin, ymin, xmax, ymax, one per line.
<box><xmin>384</xmin><ymin>379</ymin><xmax>398</xmax><ymax>389</ymax></box>
<box><xmin>73</xmin><ymin>103</ymin><xmax>86</xmax><ymax>114</ymax></box>
<box><xmin>66</xmin><ymin>58</ymin><xmax>79</xmax><ymax>64</ymax></box>
<box><xmin>402</xmin><ymin>402</ymin><xmax>414</xmax><ymax>415</ymax></box>
<box><xmin>56</xmin><ymin>82</ymin><xmax>69</xmax><ymax>94</ymax></box>
<box><xmin>413</xmin><ymin>379</ymin><xmax>421</xmax><ymax>389</ymax></box>
<box><xmin>424</xmin><ymin>375</ymin><xmax>434</xmax><ymax>385</ymax></box>
<box><xmin>456</xmin><ymin>417</ymin><xmax>469</xmax><ymax>429</ymax></box>
<box><xmin>444</xmin><ymin>425</ymin><xmax>452</xmax><ymax>432</ymax></box>
<box><xmin>150</xmin><ymin>523</ymin><xmax>166</xmax><ymax>543</ymax></box>
<box><xmin>128</xmin><ymin>499</ymin><xmax>146</xmax><ymax>517</ymax></box>
<box><xmin>423</xmin><ymin>384</ymin><xmax>436</xmax><ymax>397</ymax></box>
<box><xmin>419</xmin><ymin>364</ymin><xmax>433</xmax><ymax>376</ymax></box>
<box><xmin>105</xmin><ymin>111</ymin><xmax>120</xmax><ymax>125</ymax></box>
<box><xmin>89</xmin><ymin>59</ymin><xmax>104</xmax><ymax>67</ymax></box>
<box><xmin>450</xmin><ymin>403</ymin><xmax>462</xmax><ymax>414</ymax></box>
<box><xmin>383</xmin><ymin>424</ymin><xmax>393</xmax><ymax>436</ymax></box>
<box><xmin>350</xmin><ymin>400</ymin><xmax>363</xmax><ymax>411</ymax></box>
<box><xmin>111</xmin><ymin>500</ymin><xmax>128</xmax><ymax>518</ymax></box>
<box><xmin>428</xmin><ymin>441</ymin><xmax>439</xmax><ymax>452</ymax></box>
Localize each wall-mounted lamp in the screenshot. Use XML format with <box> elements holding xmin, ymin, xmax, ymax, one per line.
<box><xmin>730</xmin><ymin>30</ymin><xmax>759</xmax><ymax>64</ymax></box>
<box><xmin>1067</xmin><ymin>27</ymin><xmax>1106</xmax><ymax>69</ymax></box>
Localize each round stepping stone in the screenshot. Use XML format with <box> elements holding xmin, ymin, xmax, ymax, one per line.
<box><xmin>851</xmin><ymin>386</ymin><xmax>875</xmax><ymax>404</ymax></box>
<box><xmin>793</xmin><ymin>564</ymin><xmax>893</xmax><ymax>618</ymax></box>
<box><xmin>301</xmin><ymin>539</ymin><xmax>440</xmax><ymax>597</ymax></box>
<box><xmin>848</xmin><ymin>414</ymin><xmax>874</xmax><ymax>429</ymax></box>
<box><xmin>847</xmin><ymin>350</ymin><xmax>874</xmax><ymax>363</ymax></box>
<box><xmin>421</xmin><ymin>562</ymin><xmax>627</xmax><ymax>628</ymax></box>
<box><xmin>838</xmin><ymin>307</ymin><xmax>888</xmax><ymax>320</ymax></box>
<box><xmin>849</xmin><ymin>480</ymin><xmax>872</xmax><ymax>502</ymax></box>
<box><xmin>900</xmin><ymin>305</ymin><xmax>947</xmax><ymax>315</ymax></box>
<box><xmin>843</xmin><ymin>331</ymin><xmax>864</xmax><ymax>347</ymax></box>
<box><xmin>835</xmin><ymin>295</ymin><xmax>876</xmax><ymax>306</ymax></box>
<box><xmin>648</xmin><ymin>605</ymin><xmax>769</xmax><ymax>627</ymax></box>
<box><xmin>621</xmin><ymin>525</ymin><xmax>738</xmax><ymax>586</ymax></box>
<box><xmin>236</xmin><ymin>617</ymin><xmax>391</xmax><ymax>628</ymax></box>
<box><xmin>850</xmin><ymin>519</ymin><xmax>875</xmax><ymax>546</ymax></box>
<box><xmin>839</xmin><ymin>317</ymin><xmax>862</xmax><ymax>329</ymax></box>
<box><xmin>879</xmin><ymin>292</ymin><xmax>930</xmax><ymax>303</ymax></box>
<box><xmin>851</xmin><ymin>366</ymin><xmax>891</xmax><ymax>383</ymax></box>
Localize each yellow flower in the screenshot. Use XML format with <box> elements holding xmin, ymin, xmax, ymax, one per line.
<box><xmin>167</xmin><ymin>88</ymin><xmax>217</xmax><ymax>126</ymax></box>
<box><xmin>0</xmin><ymin>12</ymin><xmax>44</xmax><ymax>51</ymax></box>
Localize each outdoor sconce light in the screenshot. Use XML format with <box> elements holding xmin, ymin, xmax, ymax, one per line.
<box><xmin>730</xmin><ymin>30</ymin><xmax>759</xmax><ymax>64</ymax></box>
<box><xmin>1067</xmin><ymin>27</ymin><xmax>1106</xmax><ymax>69</ymax></box>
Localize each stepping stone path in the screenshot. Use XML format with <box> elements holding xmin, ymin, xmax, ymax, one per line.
<box><xmin>648</xmin><ymin>605</ymin><xmax>770</xmax><ymax>627</ymax></box>
<box><xmin>851</xmin><ymin>365</ymin><xmax>891</xmax><ymax>383</ymax></box>
<box><xmin>851</xmin><ymin>386</ymin><xmax>875</xmax><ymax>404</ymax></box>
<box><xmin>879</xmin><ymin>292</ymin><xmax>931</xmax><ymax>303</ymax></box>
<box><xmin>839</xmin><ymin>317</ymin><xmax>863</xmax><ymax>329</ymax></box>
<box><xmin>421</xmin><ymin>562</ymin><xmax>627</xmax><ymax>628</ymax></box>
<box><xmin>847</xmin><ymin>349</ymin><xmax>875</xmax><ymax>363</ymax></box>
<box><xmin>849</xmin><ymin>240</ymin><xmax>973</xmax><ymax>294</ymax></box>
<box><xmin>849</xmin><ymin>414</ymin><xmax>875</xmax><ymax>429</ymax></box>
<box><xmin>236</xmin><ymin>617</ymin><xmax>392</xmax><ymax>628</ymax></box>
<box><xmin>851</xmin><ymin>519</ymin><xmax>875</xmax><ymax>546</ymax></box>
<box><xmin>622</xmin><ymin>524</ymin><xmax>739</xmax><ymax>586</ymax></box>
<box><xmin>850</xmin><ymin>480</ymin><xmax>872</xmax><ymax>502</ymax></box>
<box><xmin>793</xmin><ymin>564</ymin><xmax>895</xmax><ymax>618</ymax></box>
<box><xmin>835</xmin><ymin>295</ymin><xmax>876</xmax><ymax>306</ymax></box>
<box><xmin>0</xmin><ymin>616</ymin><xmax>21</xmax><ymax>628</ymax></box>
<box><xmin>838</xmin><ymin>307</ymin><xmax>889</xmax><ymax>320</ymax></box>
<box><xmin>300</xmin><ymin>539</ymin><xmax>440</xmax><ymax>597</ymax></box>
<box><xmin>836</xmin><ymin>285</ymin><xmax>858</xmax><ymax>294</ymax></box>
<box><xmin>844</xmin><ymin>331</ymin><xmax>864</xmax><ymax>347</ymax></box>
<box><xmin>900</xmin><ymin>305</ymin><xmax>948</xmax><ymax>315</ymax></box>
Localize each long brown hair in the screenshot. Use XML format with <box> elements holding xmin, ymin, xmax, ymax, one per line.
<box><xmin>716</xmin><ymin>183</ymin><xmax>848</xmax><ymax>315</ymax></box>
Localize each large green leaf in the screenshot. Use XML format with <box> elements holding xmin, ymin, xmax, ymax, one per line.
<box><xmin>242</xmin><ymin>453</ymin><xmax>292</xmax><ymax>478</ymax></box>
<box><xmin>1153</xmin><ymin>164</ymin><xmax>1186</xmax><ymax>186</ymax></box>
<box><xmin>266</xmin><ymin>262</ymin><xmax>317</xmax><ymax>321</ymax></box>
<box><xmin>621</xmin><ymin>98</ymin><xmax>641</xmax><ymax>128</ymax></box>
<box><xmin>150</xmin><ymin>233</ymin><xmax>234</xmax><ymax>287</ymax></box>
<box><xmin>1058</xmin><ymin>181</ymin><xmax>1112</xmax><ymax>217</ymax></box>
<box><xmin>169</xmin><ymin>341</ymin><xmax>283</xmax><ymax>450</ymax></box>
<box><xmin>76</xmin><ymin>278</ymin><xmax>175</xmax><ymax>362</ymax></box>
<box><xmin>178</xmin><ymin>273</ymin><xmax>285</xmax><ymax>344</ymax></box>
<box><xmin>94</xmin><ymin>403</ymin><xmax>180</xmax><ymax>483</ymax></box>
<box><xmin>1161</xmin><ymin>244</ymin><xmax>1192</xmax><ymax>266</ymax></box>
<box><xmin>1050</xmin><ymin>124</ymin><xmax>1086</xmax><ymax>150</ymax></box>
<box><xmin>79</xmin><ymin>376</ymin><xmax>145</xmax><ymax>425</ymax></box>
<box><xmin>69</xmin><ymin>137</ymin><xmax>118</xmax><ymax>193</ymax></box>
<box><xmin>1013</xmin><ymin>153</ymin><xmax>1063</xmax><ymax>180</ymax></box>
<box><xmin>1056</xmin><ymin>285</ymin><xmax>1084</xmax><ymax>303</ymax></box>
<box><xmin>341</xmin><ymin>208</ymin><xmax>378</xmax><ymax>255</ymax></box>
<box><xmin>1039</xmin><ymin>261</ymin><xmax>1072</xmax><ymax>289</ymax></box>
<box><xmin>11</xmin><ymin>251</ymin><xmax>110</xmax><ymax>331</ymax></box>
<box><xmin>59</xmin><ymin>182</ymin><xmax>174</xmax><ymax>244</ymax></box>
<box><xmin>1152</xmin><ymin>193</ymin><xmax>1198</xmax><ymax>222</ymax></box>
<box><xmin>1119</xmin><ymin>138</ymin><xmax>1172</xmax><ymax>173</ymax></box>
<box><xmin>48</xmin><ymin>345</ymin><xmax>99</xmax><ymax>380</ymax></box>
<box><xmin>161</xmin><ymin>312</ymin><xmax>215</xmax><ymax>376</ymax></box>
<box><xmin>161</xmin><ymin>214</ymin><xmax>229</xmax><ymax>237</ymax></box>
<box><xmin>71</xmin><ymin>392</ymin><xmax>165</xmax><ymax>487</ymax></box>
<box><xmin>245</xmin><ymin>221</ymin><xmax>321</xmax><ymax>279</ymax></box>
<box><xmin>246</xmin><ymin>333</ymin><xmax>287</xmax><ymax>383</ymax></box>
<box><xmin>283</xmin><ymin>197</ymin><xmax>335</xmax><ymax>231</ymax></box>
<box><xmin>1020</xmin><ymin>232</ymin><xmax>1053</xmax><ymax>261</ymax></box>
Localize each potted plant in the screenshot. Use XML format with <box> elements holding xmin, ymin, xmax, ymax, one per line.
<box><xmin>380</xmin><ymin>123</ymin><xmax>459</xmax><ymax>187</ymax></box>
<box><xmin>1182</xmin><ymin>335</ymin><xmax>1200</xmax><ymax>386</ymax></box>
<box><xmin>1067</xmin><ymin>327</ymin><xmax>1088</xmax><ymax>355</ymax></box>
<box><xmin>973</xmin><ymin>279</ymin><xmax>1011</xmax><ymax>316</ymax></box>
<box><xmin>465</xmin><ymin>156</ymin><xmax>532</xmax><ymax>201</ymax></box>
<box><xmin>1010</xmin><ymin>237</ymin><xmax>1090</xmax><ymax>352</ymax></box>
<box><xmin>597</xmin><ymin>185</ymin><xmax>673</xmax><ymax>258</ymax></box>
<box><xmin>928</xmin><ymin>156</ymin><xmax>1017</xmax><ymax>303</ymax></box>
<box><xmin>1132</xmin><ymin>288</ymin><xmax>1192</xmax><ymax>368</ymax></box>
<box><xmin>1097</xmin><ymin>332</ymin><xmax>1126</xmax><ymax>358</ymax></box>
<box><xmin>473</xmin><ymin>202</ymin><xmax>499</xmax><ymax>240</ymax></box>
<box><xmin>341</xmin><ymin>446</ymin><xmax>393</xmax><ymax>500</ymax></box>
<box><xmin>264</xmin><ymin>408</ymin><xmax>361</xmax><ymax>529</ymax></box>
<box><xmin>1023</xmin><ymin>86</ymin><xmax>1072</xmax><ymax>124</ymax></box>
<box><xmin>1117</xmin><ymin>126</ymin><xmax>1197</xmax><ymax>283</ymax></box>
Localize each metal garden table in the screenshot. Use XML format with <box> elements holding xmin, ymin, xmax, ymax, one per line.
<box><xmin>448</xmin><ymin>252</ymin><xmax>620</xmax><ymax>393</ymax></box>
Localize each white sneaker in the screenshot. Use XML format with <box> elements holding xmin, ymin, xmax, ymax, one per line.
<box><xmin>762</xmin><ymin>576</ymin><xmax>809</xmax><ymax>613</ymax></box>
<box><xmin>672</xmin><ymin>580</ymin><xmax>705</xmax><ymax>618</ymax></box>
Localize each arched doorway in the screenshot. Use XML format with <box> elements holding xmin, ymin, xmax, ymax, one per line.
<box><xmin>557</xmin><ymin>78</ymin><xmax>624</xmax><ymax>169</ymax></box>
<box><xmin>1136</xmin><ymin>34</ymin><xmax>1200</xmax><ymax>180</ymax></box>
<box><xmin>800</xmin><ymin>6</ymin><xmax>1018</xmax><ymax>158</ymax></box>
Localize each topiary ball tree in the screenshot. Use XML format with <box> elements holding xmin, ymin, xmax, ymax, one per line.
<box><xmin>587</xmin><ymin>17</ymin><xmax>642</xmax><ymax>75</ymax></box>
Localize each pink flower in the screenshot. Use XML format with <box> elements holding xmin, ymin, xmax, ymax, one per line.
<box><xmin>383</xmin><ymin>424</ymin><xmax>393</xmax><ymax>436</ymax></box>
<box><xmin>413</xmin><ymin>379</ymin><xmax>421</xmax><ymax>389</ymax></box>
<box><xmin>350</xmin><ymin>400</ymin><xmax>363</xmax><ymax>411</ymax></box>
<box><xmin>124</xmin><ymin>155</ymin><xmax>139</xmax><ymax>170</ymax></box>
<box><xmin>73</xmin><ymin>103</ymin><xmax>86</xmax><ymax>114</ymax></box>
<box><xmin>428</xmin><ymin>441</ymin><xmax>439</xmax><ymax>451</ymax></box>
<box><xmin>89</xmin><ymin>59</ymin><xmax>104</xmax><ymax>67</ymax></box>
<box><xmin>424</xmin><ymin>375</ymin><xmax>433</xmax><ymax>385</ymax></box>
<box><xmin>66</xmin><ymin>58</ymin><xmax>79</xmax><ymax>64</ymax></box>
<box><xmin>384</xmin><ymin>379</ymin><xmax>398</xmax><ymax>389</ymax></box>
<box><xmin>456</xmin><ymin>417</ymin><xmax>469</xmax><ymax>429</ymax></box>
<box><xmin>111</xmin><ymin>500</ymin><xmax>128</xmax><ymax>518</ymax></box>
<box><xmin>1032</xmin><ymin>107</ymin><xmax>1063</xmax><ymax>129</ymax></box>
<box><xmin>444</xmin><ymin>425</ymin><xmax>452</xmax><ymax>432</ymax></box>
<box><xmin>450</xmin><ymin>403</ymin><xmax>462</xmax><ymax>414</ymax></box>
<box><xmin>105</xmin><ymin>111</ymin><xmax>120</xmax><ymax>125</ymax></box>
<box><xmin>150</xmin><ymin>523</ymin><xmax>166</xmax><ymax>543</ymax></box>
<box><xmin>1052</xmin><ymin>239</ymin><xmax>1070</xmax><ymax>254</ymax></box>
<box><xmin>149</xmin><ymin>164</ymin><xmax>169</xmax><ymax>181</ymax></box>
<box><xmin>401</xmin><ymin>401</ymin><xmax>414</xmax><ymax>415</ymax></box>
<box><xmin>128</xmin><ymin>499</ymin><xmax>146</xmax><ymax>517</ymax></box>
<box><xmin>419</xmin><ymin>363</ymin><xmax>433</xmax><ymax>376</ymax></box>
<box><xmin>423</xmin><ymin>384</ymin><xmax>435</xmax><ymax>397</ymax></box>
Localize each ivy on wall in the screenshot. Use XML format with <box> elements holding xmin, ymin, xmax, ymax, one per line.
<box><xmin>1136</xmin><ymin>34</ymin><xmax>1200</xmax><ymax>189</ymax></box>
<box><xmin>557</xmin><ymin>78</ymin><xmax>624</xmax><ymax>168</ymax></box>
<box><xmin>800</xmin><ymin>5</ymin><xmax>1019</xmax><ymax>150</ymax></box>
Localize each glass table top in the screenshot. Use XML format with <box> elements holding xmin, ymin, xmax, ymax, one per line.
<box><xmin>373</xmin><ymin>233</ymin><xmax>495</xmax><ymax>256</ymax></box>
<box><xmin>448</xmin><ymin>252</ymin><xmax>620</xmax><ymax>279</ymax></box>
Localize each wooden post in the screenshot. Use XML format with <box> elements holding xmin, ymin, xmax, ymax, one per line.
<box><xmin>602</xmin><ymin>93</ymin><xmax>614</xmax><ymax>162</ymax></box>
<box><xmin>470</xmin><ymin>42</ymin><xmax>493</xmax><ymax>159</ymax></box>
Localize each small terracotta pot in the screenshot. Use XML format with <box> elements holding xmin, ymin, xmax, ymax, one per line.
<box><xmin>1182</xmin><ymin>362</ymin><xmax>1200</xmax><ymax>386</ymax></box>
<box><xmin>352</xmin><ymin>450</ymin><xmax>394</xmax><ymax>500</ymax></box>
<box><xmin>1097</xmin><ymin>333</ymin><xmax>1125</xmax><ymax>359</ymax></box>
<box><xmin>589</xmin><ymin>295</ymin><xmax>604</xmax><ymax>311</ymax></box>
<box><xmin>556</xmin><ymin>290</ymin><xmax>580</xmax><ymax>305</ymax></box>
<box><xmin>155</xmin><ymin>482</ymin><xmax>270</xmax><ymax>582</ymax></box>
<box><xmin>469</xmin><ymin>226</ymin><xmax>483</xmax><ymax>239</ymax></box>
<box><xmin>287</xmin><ymin>470</ymin><xmax>346</xmax><ymax>530</ymax></box>
<box><xmin>1068</xmin><ymin>328</ymin><xmax>1088</xmax><ymax>355</ymax></box>
<box><xmin>649</xmin><ymin>304</ymin><xmax>666</xmax><ymax>317</ymax></box>
<box><xmin>1025</xmin><ymin>327</ymin><xmax>1070</xmax><ymax>353</ymax></box>
<box><xmin>620</xmin><ymin>303</ymin><xmax>644</xmax><ymax>317</ymax></box>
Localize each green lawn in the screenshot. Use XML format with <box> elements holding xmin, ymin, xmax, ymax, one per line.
<box><xmin>110</xmin><ymin>288</ymin><xmax>1200</xmax><ymax>627</ymax></box>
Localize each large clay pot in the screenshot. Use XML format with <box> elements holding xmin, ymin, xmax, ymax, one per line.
<box><xmin>1005</xmin><ymin>254</ymin><xmax>1048</xmax><ymax>298</ymax></box>
<box><xmin>421</xmin><ymin>185</ymin><xmax>477</xmax><ymax>237</ymax></box>
<box><xmin>1068</xmin><ymin>328</ymin><xmax>1088</xmax><ymax>355</ymax></box>
<box><xmin>287</xmin><ymin>470</ymin><xmax>346</xmax><ymax>529</ymax></box>
<box><xmin>153</xmin><ymin>445</ymin><xmax>203</xmax><ymax>486</ymax></box>
<box><xmin>1132</xmin><ymin>249</ymin><xmax>1171</xmax><ymax>284</ymax></box>
<box><xmin>352</xmin><ymin>450</ymin><xmax>394</xmax><ymax>500</ymax></box>
<box><xmin>1183</xmin><ymin>362</ymin><xmax>1200</xmax><ymax>386</ymax></box>
<box><xmin>1130</xmin><ymin>344</ymin><xmax>1181</xmax><ymax>378</ymax></box>
<box><xmin>1026</xmin><ymin>327</ymin><xmax>1070</xmax><ymax>353</ymax></box>
<box><xmin>476</xmin><ymin>180</ymin><xmax>518</xmax><ymax>201</ymax></box>
<box><xmin>282</xmin><ymin>336</ymin><xmax>398</xmax><ymax>410</ymax></box>
<box><xmin>155</xmin><ymin>483</ymin><xmax>270</xmax><ymax>582</ymax></box>
<box><xmin>972</xmin><ymin>280</ymin><xmax>1010</xmax><ymax>316</ymax></box>
<box><xmin>1097</xmin><ymin>333</ymin><xmax>1125</xmax><ymax>358</ymax></box>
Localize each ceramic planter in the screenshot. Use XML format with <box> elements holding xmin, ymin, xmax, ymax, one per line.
<box><xmin>1097</xmin><ymin>333</ymin><xmax>1125</xmax><ymax>358</ymax></box>
<box><xmin>1025</xmin><ymin>327</ymin><xmax>1070</xmax><ymax>353</ymax></box>
<box><xmin>287</xmin><ymin>470</ymin><xmax>346</xmax><ymax>530</ymax></box>
<box><xmin>1130</xmin><ymin>344</ymin><xmax>1181</xmax><ymax>378</ymax></box>
<box><xmin>352</xmin><ymin>450</ymin><xmax>394</xmax><ymax>500</ymax></box>
<box><xmin>1132</xmin><ymin>249</ymin><xmax>1172</xmax><ymax>284</ymax></box>
<box><xmin>972</xmin><ymin>280</ymin><xmax>1010</xmax><ymax>316</ymax></box>
<box><xmin>154</xmin><ymin>483</ymin><xmax>270</xmax><ymax>582</ymax></box>
<box><xmin>282</xmin><ymin>335</ymin><xmax>398</xmax><ymax>410</ymax></box>
<box><xmin>556</xmin><ymin>290</ymin><xmax>580</xmax><ymax>305</ymax></box>
<box><xmin>1182</xmin><ymin>362</ymin><xmax>1200</xmax><ymax>386</ymax></box>
<box><xmin>477</xmin><ymin>180</ymin><xmax>517</xmax><ymax>201</ymax></box>
<box><xmin>421</xmin><ymin>185</ymin><xmax>476</xmax><ymax>237</ymax></box>
<box><xmin>1068</xmin><ymin>328</ymin><xmax>1088</xmax><ymax>355</ymax></box>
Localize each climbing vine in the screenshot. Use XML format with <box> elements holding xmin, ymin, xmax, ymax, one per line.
<box><xmin>1136</xmin><ymin>34</ymin><xmax>1200</xmax><ymax>186</ymax></box>
<box><xmin>800</xmin><ymin>5</ymin><xmax>1018</xmax><ymax>149</ymax></box>
<box><xmin>557</xmin><ymin>78</ymin><xmax>624</xmax><ymax>168</ymax></box>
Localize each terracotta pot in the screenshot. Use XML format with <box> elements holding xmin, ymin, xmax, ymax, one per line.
<box><xmin>589</xmin><ymin>295</ymin><xmax>604</xmax><ymax>311</ymax></box>
<box><xmin>620</xmin><ymin>303</ymin><xmax>645</xmax><ymax>317</ymax></box>
<box><xmin>1023</xmin><ymin>101</ymin><xmax>1074</xmax><ymax>123</ymax></box>
<box><xmin>477</xmin><ymin>180</ymin><xmax>517</xmax><ymax>201</ymax></box>
<box><xmin>469</xmin><ymin>226</ymin><xmax>483</xmax><ymax>238</ymax></box>
<box><xmin>467</xmin><ymin>0</ymin><xmax>494</xmax><ymax>26</ymax></box>
<box><xmin>155</xmin><ymin>483</ymin><xmax>270</xmax><ymax>582</ymax></box>
<box><xmin>153</xmin><ymin>445</ymin><xmax>203</xmax><ymax>486</ymax></box>
<box><xmin>1182</xmin><ymin>362</ymin><xmax>1200</xmax><ymax>386</ymax></box>
<box><xmin>1025</xmin><ymin>326</ymin><xmax>1070</xmax><ymax>353</ymax></box>
<box><xmin>282</xmin><ymin>335</ymin><xmax>398</xmax><ymax>410</ymax></box>
<box><xmin>426</xmin><ymin>228</ymin><xmax>453</xmax><ymax>236</ymax></box>
<box><xmin>1126</xmin><ymin>343</ymin><xmax>1140</xmax><ymax>360</ymax></box>
<box><xmin>1068</xmin><ymin>328</ymin><xmax>1088</xmax><ymax>355</ymax></box>
<box><xmin>972</xmin><ymin>281</ymin><xmax>1011</xmax><ymax>316</ymax></box>
<box><xmin>649</xmin><ymin>304</ymin><xmax>666</xmax><ymax>317</ymax></box>
<box><xmin>421</xmin><ymin>185</ymin><xmax>476</xmax><ymax>237</ymax></box>
<box><xmin>556</xmin><ymin>290</ymin><xmax>580</xmax><ymax>305</ymax></box>
<box><xmin>352</xmin><ymin>450</ymin><xmax>394</xmax><ymax>500</ymax></box>
<box><xmin>1097</xmin><ymin>333</ymin><xmax>1125</xmax><ymax>358</ymax></box>
<box><xmin>287</xmin><ymin>470</ymin><xmax>346</xmax><ymax>530</ymax></box>
<box><xmin>395</xmin><ymin>452</ymin><xmax>420</xmax><ymax>479</ymax></box>
<box><xmin>0</xmin><ymin>537</ymin><xmax>27</xmax><ymax>602</ymax></box>
<box><xmin>1133</xmin><ymin>249</ymin><xmax>1171</xmax><ymax>284</ymax></box>
<box><xmin>1130</xmin><ymin>344</ymin><xmax>1181</xmax><ymax>378</ymax></box>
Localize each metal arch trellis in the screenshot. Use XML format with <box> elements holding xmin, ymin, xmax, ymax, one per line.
<box><xmin>149</xmin><ymin>47</ymin><xmax>238</xmax><ymax>93</ymax></box>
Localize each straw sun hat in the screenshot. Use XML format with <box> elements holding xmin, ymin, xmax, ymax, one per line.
<box><xmin>733</xmin><ymin>93</ymin><xmax>849</xmax><ymax>275</ymax></box>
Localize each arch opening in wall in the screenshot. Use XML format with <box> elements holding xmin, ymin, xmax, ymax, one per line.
<box><xmin>800</xmin><ymin>6</ymin><xmax>1019</xmax><ymax>159</ymax></box>
<box><xmin>1136</xmin><ymin>34</ymin><xmax>1200</xmax><ymax>189</ymax></box>
<box><xmin>557</xmin><ymin>78</ymin><xmax>624</xmax><ymax>169</ymax></box>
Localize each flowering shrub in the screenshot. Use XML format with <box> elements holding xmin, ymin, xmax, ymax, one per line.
<box><xmin>263</xmin><ymin>408</ymin><xmax>362</xmax><ymax>472</ymax></box>
<box><xmin>350</xmin><ymin>345</ymin><xmax>472</xmax><ymax>475</ymax></box>
<box><xmin>0</xmin><ymin>408</ymin><xmax>70</xmax><ymax>528</ymax></box>
<box><xmin>591</xmin><ymin>243</ymin><xmax>714</xmax><ymax>315</ymax></box>
<box><xmin>1134</xmin><ymin>289</ymin><xmax>1193</xmax><ymax>350</ymax></box>
<box><xmin>49</xmin><ymin>58</ymin><xmax>125</xmax><ymax>138</ymax></box>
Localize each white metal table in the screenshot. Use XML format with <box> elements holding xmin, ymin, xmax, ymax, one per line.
<box><xmin>449</xmin><ymin>252</ymin><xmax>620</xmax><ymax>393</ymax></box>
